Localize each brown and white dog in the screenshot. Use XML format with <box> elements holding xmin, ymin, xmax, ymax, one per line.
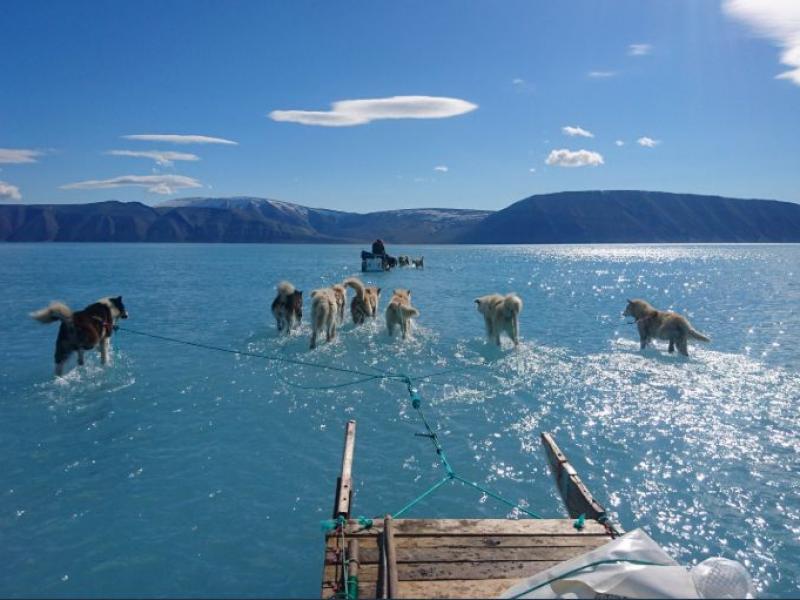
<box><xmin>343</xmin><ymin>277</ymin><xmax>381</xmax><ymax>325</ymax></box>
<box><xmin>474</xmin><ymin>293</ymin><xmax>523</xmax><ymax>347</ymax></box>
<box><xmin>385</xmin><ymin>289</ymin><xmax>419</xmax><ymax>339</ymax></box>
<box><xmin>309</xmin><ymin>287</ymin><xmax>340</xmax><ymax>349</ymax></box>
<box><xmin>623</xmin><ymin>299</ymin><xmax>710</xmax><ymax>356</ymax></box>
<box><xmin>31</xmin><ymin>296</ymin><xmax>129</xmax><ymax>376</ymax></box>
<box><xmin>271</xmin><ymin>281</ymin><xmax>303</xmax><ymax>334</ymax></box>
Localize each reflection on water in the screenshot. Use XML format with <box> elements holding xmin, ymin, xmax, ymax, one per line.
<box><xmin>0</xmin><ymin>243</ymin><xmax>798</xmax><ymax>597</ymax></box>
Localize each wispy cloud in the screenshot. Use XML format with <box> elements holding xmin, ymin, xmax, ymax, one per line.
<box><xmin>269</xmin><ymin>95</ymin><xmax>478</xmax><ymax>127</ymax></box>
<box><xmin>61</xmin><ymin>174</ymin><xmax>203</xmax><ymax>195</ymax></box>
<box><xmin>107</xmin><ymin>150</ymin><xmax>200</xmax><ymax>166</ymax></box>
<box><xmin>0</xmin><ymin>148</ymin><xmax>43</xmax><ymax>164</ymax></box>
<box><xmin>529</xmin><ymin>167</ymin><xmax>537</xmax><ymax>173</ymax></box>
<box><xmin>512</xmin><ymin>78</ymin><xmax>525</xmax><ymax>85</ymax></box>
<box><xmin>637</xmin><ymin>136</ymin><xmax>660</xmax><ymax>148</ymax></box>
<box><xmin>628</xmin><ymin>43</ymin><xmax>653</xmax><ymax>56</ymax></box>
<box><xmin>0</xmin><ymin>181</ymin><xmax>21</xmax><ymax>201</ymax></box>
<box><xmin>724</xmin><ymin>0</ymin><xmax>800</xmax><ymax>85</ymax></box>
<box><xmin>122</xmin><ymin>134</ymin><xmax>237</xmax><ymax>145</ymax></box>
<box><xmin>562</xmin><ymin>125</ymin><xmax>594</xmax><ymax>138</ymax></box>
<box><xmin>587</xmin><ymin>70</ymin><xmax>617</xmax><ymax>78</ymax></box>
<box><xmin>615</xmin><ymin>140</ymin><xmax>625</xmax><ymax>147</ymax></box>
<box><xmin>545</xmin><ymin>149</ymin><xmax>604</xmax><ymax>167</ymax></box>
<box><xmin>433</xmin><ymin>165</ymin><xmax>449</xmax><ymax>172</ymax></box>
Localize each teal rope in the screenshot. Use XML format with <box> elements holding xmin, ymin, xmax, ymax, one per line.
<box><xmin>452</xmin><ymin>475</ymin><xmax>544</xmax><ymax>519</ymax></box>
<box><xmin>117</xmin><ymin>326</ymin><xmax>408</xmax><ymax>382</ymax></box>
<box><xmin>508</xmin><ymin>558</ymin><xmax>667</xmax><ymax>598</ymax></box>
<box><xmin>394</xmin><ymin>376</ymin><xmax>544</xmax><ymax>520</ymax></box>
<box><xmin>392</xmin><ymin>475</ymin><xmax>452</xmax><ymax>518</ymax></box>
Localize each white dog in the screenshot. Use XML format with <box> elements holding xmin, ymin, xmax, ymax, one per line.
<box><xmin>385</xmin><ymin>289</ymin><xmax>419</xmax><ymax>339</ymax></box>
<box><xmin>475</xmin><ymin>293</ymin><xmax>523</xmax><ymax>346</ymax></box>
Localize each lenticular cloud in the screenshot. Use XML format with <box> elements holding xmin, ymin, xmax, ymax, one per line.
<box><xmin>724</xmin><ymin>0</ymin><xmax>800</xmax><ymax>86</ymax></box>
<box><xmin>62</xmin><ymin>175</ymin><xmax>202</xmax><ymax>195</ymax></box>
<box><xmin>269</xmin><ymin>95</ymin><xmax>478</xmax><ymax>127</ymax></box>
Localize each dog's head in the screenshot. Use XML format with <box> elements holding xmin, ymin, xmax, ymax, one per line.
<box><xmin>110</xmin><ymin>296</ymin><xmax>128</xmax><ymax>320</ymax></box>
<box><xmin>623</xmin><ymin>299</ymin><xmax>650</xmax><ymax>319</ymax></box>
<box><xmin>291</xmin><ymin>290</ymin><xmax>303</xmax><ymax>320</ymax></box>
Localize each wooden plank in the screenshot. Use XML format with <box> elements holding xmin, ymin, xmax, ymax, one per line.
<box><xmin>393</xmin><ymin>534</ymin><xmax>609</xmax><ymax>549</ymax></box>
<box><xmin>327</xmin><ymin>533</ymin><xmax>609</xmax><ymax>550</ymax></box>
<box><xmin>390</xmin><ymin>518</ymin><xmax>606</xmax><ymax>536</ymax></box>
<box><xmin>384</xmin><ymin>516</ymin><xmax>399</xmax><ymax>598</ymax></box>
<box><xmin>324</xmin><ymin>559</ymin><xmax>562</xmax><ymax>582</ymax></box>
<box><xmin>541</xmin><ymin>432</ymin><xmax>606</xmax><ymax>521</ymax></box>
<box><xmin>397</xmin><ymin>578</ymin><xmax>523</xmax><ymax>599</ymax></box>
<box><xmin>328</xmin><ymin>544</ymin><xmax>596</xmax><ymax>565</ymax></box>
<box><xmin>333</xmin><ymin>420</ymin><xmax>357</xmax><ymax>518</ymax></box>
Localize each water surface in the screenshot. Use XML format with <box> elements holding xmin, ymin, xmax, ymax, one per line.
<box><xmin>1</xmin><ymin>243</ymin><xmax>798</xmax><ymax>597</ymax></box>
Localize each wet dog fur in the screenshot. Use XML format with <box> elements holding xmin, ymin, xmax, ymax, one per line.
<box><xmin>31</xmin><ymin>296</ymin><xmax>129</xmax><ymax>376</ymax></box>
<box><xmin>271</xmin><ymin>281</ymin><xmax>303</xmax><ymax>334</ymax></box>
<box><xmin>474</xmin><ymin>293</ymin><xmax>523</xmax><ymax>347</ymax></box>
<box><xmin>344</xmin><ymin>277</ymin><xmax>381</xmax><ymax>325</ymax></box>
<box><xmin>385</xmin><ymin>289</ymin><xmax>419</xmax><ymax>339</ymax></box>
<box><xmin>623</xmin><ymin>299</ymin><xmax>710</xmax><ymax>356</ymax></box>
<box><xmin>310</xmin><ymin>287</ymin><xmax>341</xmax><ymax>349</ymax></box>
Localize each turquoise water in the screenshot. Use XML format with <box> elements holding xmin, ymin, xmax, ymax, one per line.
<box><xmin>1</xmin><ymin>243</ymin><xmax>798</xmax><ymax>598</ymax></box>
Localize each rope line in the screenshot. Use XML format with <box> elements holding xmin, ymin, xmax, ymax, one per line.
<box><xmin>116</xmin><ymin>326</ymin><xmax>582</xmax><ymax>524</ymax></box>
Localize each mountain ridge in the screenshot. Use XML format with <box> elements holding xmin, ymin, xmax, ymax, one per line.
<box><xmin>1</xmin><ymin>191</ymin><xmax>799</xmax><ymax>243</ymax></box>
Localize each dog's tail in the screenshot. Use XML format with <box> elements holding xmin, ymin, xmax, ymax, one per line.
<box><xmin>503</xmin><ymin>294</ymin><xmax>523</xmax><ymax>317</ymax></box>
<box><xmin>277</xmin><ymin>281</ymin><xmax>295</xmax><ymax>297</ymax></box>
<box><xmin>688</xmin><ymin>327</ymin><xmax>711</xmax><ymax>343</ymax></box>
<box><xmin>31</xmin><ymin>301</ymin><xmax>73</xmax><ymax>324</ymax></box>
<box><xmin>343</xmin><ymin>277</ymin><xmax>366</xmax><ymax>299</ymax></box>
<box><xmin>400</xmin><ymin>305</ymin><xmax>420</xmax><ymax>319</ymax></box>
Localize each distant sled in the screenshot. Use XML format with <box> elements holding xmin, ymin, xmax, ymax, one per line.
<box><xmin>360</xmin><ymin>250</ymin><xmax>396</xmax><ymax>272</ymax></box>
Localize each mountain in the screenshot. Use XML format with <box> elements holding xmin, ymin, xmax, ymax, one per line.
<box><xmin>0</xmin><ymin>197</ymin><xmax>489</xmax><ymax>243</ymax></box>
<box><xmin>0</xmin><ymin>191</ymin><xmax>798</xmax><ymax>243</ymax></box>
<box><xmin>457</xmin><ymin>191</ymin><xmax>800</xmax><ymax>243</ymax></box>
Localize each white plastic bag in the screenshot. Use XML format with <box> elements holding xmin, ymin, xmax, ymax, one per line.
<box><xmin>499</xmin><ymin>529</ymin><xmax>752</xmax><ymax>599</ymax></box>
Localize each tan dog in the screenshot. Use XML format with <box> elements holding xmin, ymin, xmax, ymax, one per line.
<box><xmin>271</xmin><ymin>281</ymin><xmax>303</xmax><ymax>334</ymax></box>
<box><xmin>623</xmin><ymin>299</ymin><xmax>710</xmax><ymax>356</ymax></box>
<box><xmin>332</xmin><ymin>283</ymin><xmax>347</xmax><ymax>324</ymax></box>
<box><xmin>385</xmin><ymin>289</ymin><xmax>419</xmax><ymax>339</ymax></box>
<box><xmin>309</xmin><ymin>288</ymin><xmax>339</xmax><ymax>349</ymax></box>
<box><xmin>474</xmin><ymin>293</ymin><xmax>522</xmax><ymax>346</ymax></box>
<box><xmin>343</xmin><ymin>277</ymin><xmax>381</xmax><ymax>325</ymax></box>
<box><xmin>31</xmin><ymin>296</ymin><xmax>129</xmax><ymax>376</ymax></box>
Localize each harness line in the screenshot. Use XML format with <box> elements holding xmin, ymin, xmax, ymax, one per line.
<box><xmin>116</xmin><ymin>326</ymin><xmax>579</xmax><ymax>524</ymax></box>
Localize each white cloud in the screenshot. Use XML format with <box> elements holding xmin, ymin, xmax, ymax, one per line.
<box><xmin>433</xmin><ymin>165</ymin><xmax>449</xmax><ymax>172</ymax></box>
<box><xmin>61</xmin><ymin>174</ymin><xmax>202</xmax><ymax>195</ymax></box>
<box><xmin>512</xmin><ymin>78</ymin><xmax>525</xmax><ymax>85</ymax></box>
<box><xmin>615</xmin><ymin>140</ymin><xmax>625</xmax><ymax>146</ymax></box>
<box><xmin>107</xmin><ymin>150</ymin><xmax>200</xmax><ymax>166</ymax></box>
<box><xmin>122</xmin><ymin>134</ymin><xmax>237</xmax><ymax>145</ymax></box>
<box><xmin>269</xmin><ymin>95</ymin><xmax>478</xmax><ymax>127</ymax></box>
<box><xmin>724</xmin><ymin>0</ymin><xmax>800</xmax><ymax>85</ymax></box>
<box><xmin>637</xmin><ymin>136</ymin><xmax>660</xmax><ymax>148</ymax></box>
<box><xmin>628</xmin><ymin>43</ymin><xmax>653</xmax><ymax>56</ymax></box>
<box><xmin>588</xmin><ymin>70</ymin><xmax>617</xmax><ymax>78</ymax></box>
<box><xmin>562</xmin><ymin>125</ymin><xmax>594</xmax><ymax>138</ymax></box>
<box><xmin>0</xmin><ymin>148</ymin><xmax>42</xmax><ymax>164</ymax></box>
<box><xmin>529</xmin><ymin>167</ymin><xmax>537</xmax><ymax>173</ymax></box>
<box><xmin>0</xmin><ymin>180</ymin><xmax>21</xmax><ymax>201</ymax></box>
<box><xmin>545</xmin><ymin>149</ymin><xmax>605</xmax><ymax>167</ymax></box>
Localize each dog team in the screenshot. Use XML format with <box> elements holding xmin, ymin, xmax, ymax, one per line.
<box><xmin>31</xmin><ymin>286</ymin><xmax>710</xmax><ymax>376</ymax></box>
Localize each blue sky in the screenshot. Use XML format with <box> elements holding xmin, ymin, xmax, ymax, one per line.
<box><xmin>0</xmin><ymin>0</ymin><xmax>798</xmax><ymax>210</ymax></box>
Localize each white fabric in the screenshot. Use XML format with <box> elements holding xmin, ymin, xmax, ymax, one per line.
<box><xmin>499</xmin><ymin>528</ymin><xmax>701</xmax><ymax>599</ymax></box>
